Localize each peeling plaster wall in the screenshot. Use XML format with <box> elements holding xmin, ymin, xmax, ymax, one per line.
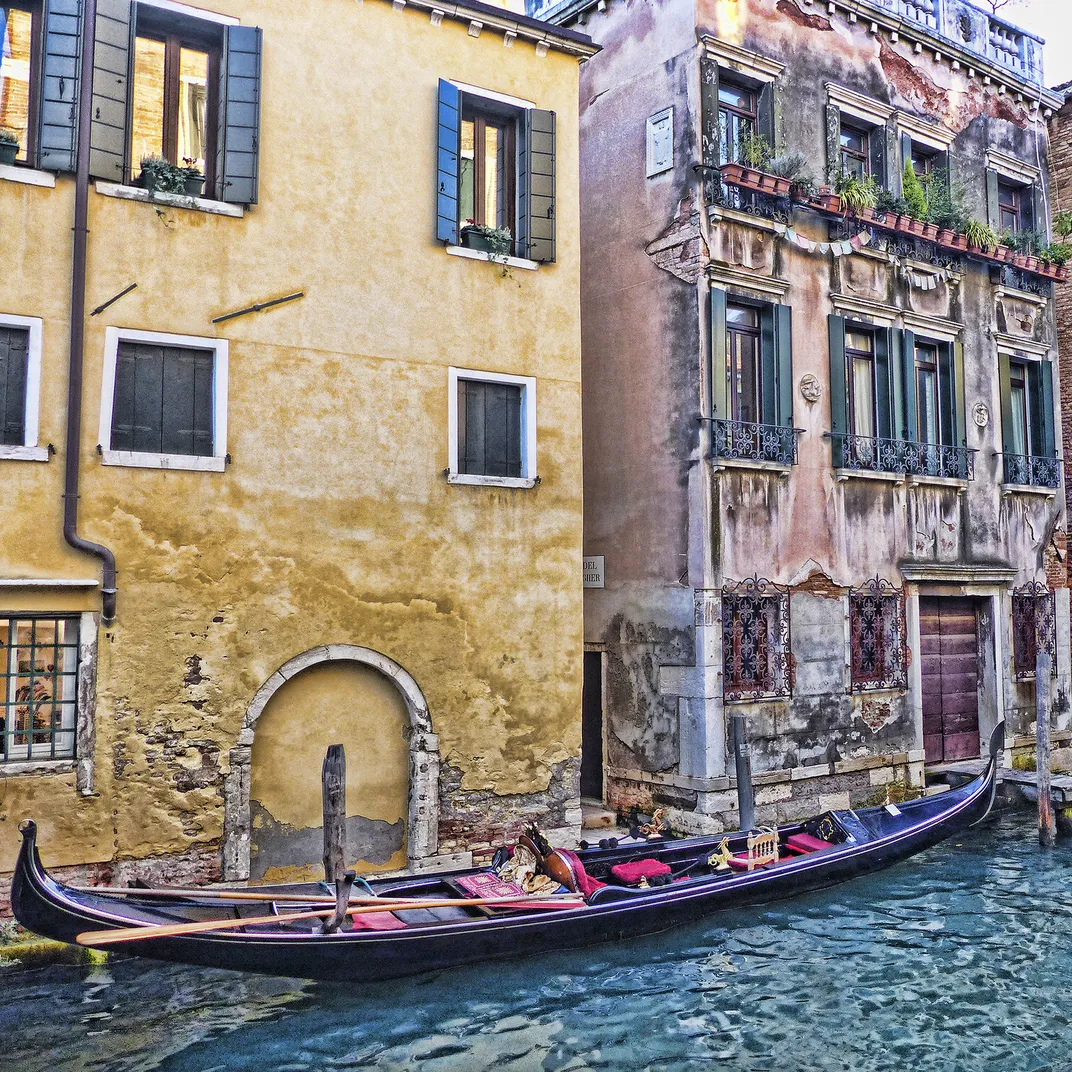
<box><xmin>572</xmin><ymin>0</ymin><xmax>1067</xmax><ymax>805</ymax></box>
<box><xmin>0</xmin><ymin>0</ymin><xmax>586</xmax><ymax>883</ymax></box>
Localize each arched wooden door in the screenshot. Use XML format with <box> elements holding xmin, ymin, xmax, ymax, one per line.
<box><xmin>249</xmin><ymin>661</ymin><xmax>409</xmax><ymax>883</ymax></box>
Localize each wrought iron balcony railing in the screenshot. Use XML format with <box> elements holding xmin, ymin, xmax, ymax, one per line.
<box><xmin>1002</xmin><ymin>453</ymin><xmax>1061</xmax><ymax>489</ymax></box>
<box><xmin>713</xmin><ymin>419</ymin><xmax>801</xmax><ymax>467</ymax></box>
<box><xmin>829</xmin><ymin>434</ymin><xmax>975</xmax><ymax>480</ymax></box>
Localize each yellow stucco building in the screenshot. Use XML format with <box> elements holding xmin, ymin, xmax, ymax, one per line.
<box><xmin>0</xmin><ymin>0</ymin><xmax>594</xmax><ymax>898</ymax></box>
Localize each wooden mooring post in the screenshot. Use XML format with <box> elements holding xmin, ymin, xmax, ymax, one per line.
<box><xmin>322</xmin><ymin>744</ymin><xmax>347</xmax><ymax>882</ymax></box>
<box><xmin>1036</xmin><ymin>647</ymin><xmax>1055</xmax><ymax>849</ymax></box>
<box><xmin>731</xmin><ymin>714</ymin><xmax>755</xmax><ymax>832</ymax></box>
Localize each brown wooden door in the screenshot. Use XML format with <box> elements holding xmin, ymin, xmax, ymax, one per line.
<box><xmin>920</xmin><ymin>597</ymin><xmax>980</xmax><ymax>763</ymax></box>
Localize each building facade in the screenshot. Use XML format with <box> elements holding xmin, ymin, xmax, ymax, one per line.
<box><xmin>535</xmin><ymin>0</ymin><xmax>1069</xmax><ymax>832</ymax></box>
<box><xmin>0</xmin><ymin>0</ymin><xmax>594</xmax><ymax>903</ymax></box>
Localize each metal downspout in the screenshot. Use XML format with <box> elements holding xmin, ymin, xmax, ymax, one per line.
<box><xmin>64</xmin><ymin>0</ymin><xmax>117</xmax><ymax>622</ymax></box>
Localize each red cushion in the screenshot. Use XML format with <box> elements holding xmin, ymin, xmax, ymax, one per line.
<box><xmin>349</xmin><ymin>911</ymin><xmax>407</xmax><ymax>931</ymax></box>
<box><xmin>610</xmin><ymin>858</ymin><xmax>672</xmax><ymax>885</ymax></box>
<box><xmin>560</xmin><ymin>849</ymin><xmax>607</xmax><ymax>897</ymax></box>
<box><xmin>786</xmin><ymin>833</ymin><xmax>834</xmax><ymax>854</ymax></box>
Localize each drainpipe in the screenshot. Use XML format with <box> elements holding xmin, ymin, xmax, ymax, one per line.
<box><xmin>64</xmin><ymin>0</ymin><xmax>117</xmax><ymax>623</ymax></box>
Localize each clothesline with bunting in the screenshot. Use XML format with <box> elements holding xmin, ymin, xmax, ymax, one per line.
<box><xmin>772</xmin><ymin>221</ymin><xmax>872</xmax><ymax>257</ymax></box>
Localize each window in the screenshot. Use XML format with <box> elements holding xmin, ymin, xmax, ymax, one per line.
<box><xmin>987</xmin><ymin>168</ymin><xmax>1038</xmax><ymax>238</ymax></box>
<box><xmin>1012</xmin><ymin>583</ymin><xmax>1057</xmax><ymax>681</ymax></box>
<box><xmin>1</xmin><ymin>615</ymin><xmax>79</xmax><ymax>762</ymax></box>
<box><xmin>840</xmin><ymin>124</ymin><xmax>870</xmax><ymax>180</ymax></box>
<box><xmin>437</xmin><ymin>80</ymin><xmax>556</xmax><ymax>263</ymax></box>
<box><xmin>718</xmin><ymin>81</ymin><xmax>757</xmax><ymax>166</ymax></box>
<box><xmin>915</xmin><ymin>342</ymin><xmax>940</xmax><ymax>445</ymax></box>
<box><xmin>722</xmin><ymin>577</ymin><xmax>792</xmax><ymax>702</ymax></box>
<box><xmin>99</xmin><ymin>328</ymin><xmax>229</xmax><ymax>471</ymax></box>
<box><xmin>999</xmin><ymin>353</ymin><xmax>1057</xmax><ymax>487</ymax></box>
<box><xmin>447</xmin><ymin>367</ymin><xmax>536</xmax><ymax>487</ymax></box>
<box><xmin>850</xmin><ymin>580</ymin><xmax>907</xmax><ymax>692</ymax></box>
<box><xmin>0</xmin><ymin>3</ymin><xmax>40</xmax><ymax>165</ymax></box>
<box><xmin>711</xmin><ymin>291</ymin><xmax>795</xmax><ymax>465</ymax></box>
<box><xmin>0</xmin><ymin>313</ymin><xmax>43</xmax><ymax>460</ymax></box>
<box><xmin>129</xmin><ymin>9</ymin><xmax>221</xmax><ymax>189</ymax></box>
<box><xmin>998</xmin><ymin>181</ymin><xmax>1024</xmax><ymax>234</ymax></box>
<box><xmin>459</xmin><ymin>101</ymin><xmax>515</xmax><ymax>236</ymax></box>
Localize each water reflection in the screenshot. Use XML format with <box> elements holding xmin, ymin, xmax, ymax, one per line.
<box><xmin>3</xmin><ymin>811</ymin><xmax>1072</xmax><ymax>1071</ymax></box>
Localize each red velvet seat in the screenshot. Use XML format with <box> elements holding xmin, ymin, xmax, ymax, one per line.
<box><xmin>786</xmin><ymin>832</ymin><xmax>834</xmax><ymax>854</ymax></box>
<box><xmin>610</xmin><ymin>858</ymin><xmax>671</xmax><ymax>885</ymax></box>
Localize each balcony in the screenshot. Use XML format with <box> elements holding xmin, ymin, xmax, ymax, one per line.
<box><xmin>713</xmin><ymin>419</ymin><xmax>800</xmax><ymax>468</ymax></box>
<box><xmin>830</xmin><ymin>434</ymin><xmax>975</xmax><ymax>481</ymax></box>
<box><xmin>1002</xmin><ymin>453</ymin><xmax>1061</xmax><ymax>490</ymax></box>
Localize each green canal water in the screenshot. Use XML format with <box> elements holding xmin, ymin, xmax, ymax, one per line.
<box><xmin>3</xmin><ymin>809</ymin><xmax>1072</xmax><ymax>1072</ymax></box>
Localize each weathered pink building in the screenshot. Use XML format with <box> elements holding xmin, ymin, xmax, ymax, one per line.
<box><xmin>537</xmin><ymin>0</ymin><xmax>1070</xmax><ymax>832</ymax></box>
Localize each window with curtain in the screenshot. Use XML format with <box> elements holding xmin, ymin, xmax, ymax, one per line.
<box><xmin>847</xmin><ymin>328</ymin><xmax>876</xmax><ymax>440</ymax></box>
<box><xmin>915</xmin><ymin>342</ymin><xmax>940</xmax><ymax>446</ymax></box>
<box><xmin>0</xmin><ymin>3</ymin><xmax>39</xmax><ymax>164</ymax></box>
<box><xmin>459</xmin><ymin>103</ymin><xmax>516</xmax><ymax>236</ymax></box>
<box><xmin>727</xmin><ymin>303</ymin><xmax>761</xmax><ymax>426</ymax></box>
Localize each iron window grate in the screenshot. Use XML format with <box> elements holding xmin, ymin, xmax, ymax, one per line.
<box><xmin>722</xmin><ymin>576</ymin><xmax>793</xmax><ymax>702</ymax></box>
<box><xmin>1012</xmin><ymin>582</ymin><xmax>1057</xmax><ymax>682</ymax></box>
<box><xmin>0</xmin><ymin>616</ymin><xmax>80</xmax><ymax>763</ymax></box>
<box><xmin>850</xmin><ymin>578</ymin><xmax>908</xmax><ymax>692</ymax></box>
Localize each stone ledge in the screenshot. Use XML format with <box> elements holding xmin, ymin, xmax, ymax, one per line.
<box><xmin>0</xmin><ymin>759</ymin><xmax>75</xmax><ymax>779</ymax></box>
<box><xmin>94</xmin><ymin>180</ymin><xmax>244</xmax><ymax>217</ymax></box>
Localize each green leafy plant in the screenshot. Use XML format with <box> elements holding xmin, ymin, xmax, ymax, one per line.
<box><xmin>0</xmin><ymin>129</ymin><xmax>18</xmax><ymax>146</ymax></box>
<box><xmin>460</xmin><ymin>222</ymin><xmax>513</xmax><ymax>257</ymax></box>
<box><xmin>1054</xmin><ymin>210</ymin><xmax>1072</xmax><ymax>238</ymax></box>
<box><xmin>875</xmin><ymin>187</ymin><xmax>910</xmax><ymax>217</ymax></box>
<box><xmin>767</xmin><ymin>151</ymin><xmax>817</xmax><ymax>197</ymax></box>
<box><xmin>834</xmin><ymin>170</ymin><xmax>878</xmax><ymax>214</ymax></box>
<box><xmin>1040</xmin><ymin>242</ymin><xmax>1072</xmax><ymax>267</ymax></box>
<box><xmin>902</xmin><ymin>160</ymin><xmax>929</xmax><ymax>220</ymax></box>
<box><xmin>736</xmin><ymin>131</ymin><xmax>772</xmax><ymax>171</ymax></box>
<box><xmin>964</xmin><ymin>218</ymin><xmax>999</xmax><ymax>251</ymax></box>
<box><xmin>1004</xmin><ymin>228</ymin><xmax>1046</xmax><ymax>256</ymax></box>
<box><xmin>138</xmin><ymin>154</ymin><xmax>187</xmax><ymax>193</ymax></box>
<box><xmin>925</xmin><ymin>170</ymin><xmax>969</xmax><ymax>233</ymax></box>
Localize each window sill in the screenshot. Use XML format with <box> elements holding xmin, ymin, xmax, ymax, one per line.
<box><xmin>0</xmin><ymin>164</ymin><xmax>56</xmax><ymax>189</ymax></box>
<box><xmin>0</xmin><ymin>445</ymin><xmax>49</xmax><ymax>462</ymax></box>
<box><xmin>1001</xmin><ymin>482</ymin><xmax>1057</xmax><ymax>499</ymax></box>
<box><xmin>0</xmin><ymin>759</ymin><xmax>75</xmax><ymax>779</ymax></box>
<box><xmin>101</xmin><ymin>450</ymin><xmax>227</xmax><ymax>472</ymax></box>
<box><xmin>724</xmin><ymin>693</ymin><xmax>792</xmax><ymax>706</ymax></box>
<box><xmin>446</xmin><ymin>472</ymin><xmax>537</xmax><ymax>489</ymax></box>
<box><xmin>834</xmin><ymin>468</ymin><xmax>904</xmax><ymax>484</ymax></box>
<box><xmin>94</xmin><ymin>181</ymin><xmax>244</xmax><ymax>218</ymax></box>
<box><xmin>906</xmin><ymin>474</ymin><xmax>969</xmax><ymax>494</ymax></box>
<box><xmin>714</xmin><ymin>456</ymin><xmax>793</xmax><ymax>478</ymax></box>
<box><xmin>445</xmin><ymin>245</ymin><xmax>539</xmax><ymax>271</ymax></box>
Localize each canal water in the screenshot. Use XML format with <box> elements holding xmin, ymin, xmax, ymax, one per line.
<box><xmin>3</xmin><ymin>809</ymin><xmax>1072</xmax><ymax>1072</ymax></box>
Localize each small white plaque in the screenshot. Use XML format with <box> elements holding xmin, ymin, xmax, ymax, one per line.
<box><xmin>646</xmin><ymin>108</ymin><xmax>674</xmax><ymax>177</ymax></box>
<box><xmin>583</xmin><ymin>555</ymin><xmax>605</xmax><ymax>589</ymax></box>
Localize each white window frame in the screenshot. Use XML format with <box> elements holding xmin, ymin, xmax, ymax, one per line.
<box><xmin>98</xmin><ymin>327</ymin><xmax>229</xmax><ymax>472</ymax></box>
<box><xmin>0</xmin><ymin>314</ymin><xmax>46</xmax><ymax>463</ymax></box>
<box><xmin>447</xmin><ymin>366</ymin><xmax>537</xmax><ymax>489</ymax></box>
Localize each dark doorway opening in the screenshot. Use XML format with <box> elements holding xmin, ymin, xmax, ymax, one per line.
<box><xmin>921</xmin><ymin>597</ymin><xmax>981</xmax><ymax>763</ymax></box>
<box><xmin>581</xmin><ymin>650</ymin><xmax>604</xmax><ymax>800</ymax></box>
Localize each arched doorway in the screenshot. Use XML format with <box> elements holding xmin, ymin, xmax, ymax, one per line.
<box><xmin>222</xmin><ymin>646</ymin><xmax>440</xmax><ymax>882</ymax></box>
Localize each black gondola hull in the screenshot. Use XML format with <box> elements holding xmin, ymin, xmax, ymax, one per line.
<box><xmin>11</xmin><ymin>737</ymin><xmax>999</xmax><ymax>982</ymax></box>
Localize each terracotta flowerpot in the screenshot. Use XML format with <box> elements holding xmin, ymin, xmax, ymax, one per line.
<box><xmin>818</xmin><ymin>192</ymin><xmax>842</xmax><ymax>213</ymax></box>
<box><xmin>948</xmin><ymin>233</ymin><xmax>968</xmax><ymax>251</ymax></box>
<box><xmin>719</xmin><ymin>162</ymin><xmax>746</xmax><ymax>186</ymax></box>
<box><xmin>905</xmin><ymin>217</ymin><xmax>927</xmax><ymax>237</ymax></box>
<box><xmin>921</xmin><ymin>222</ymin><xmax>939</xmax><ymax>241</ymax></box>
<box><xmin>937</xmin><ymin>228</ymin><xmax>956</xmax><ymax>247</ymax></box>
<box><xmin>1012</xmin><ymin>253</ymin><xmax>1029</xmax><ymax>269</ymax></box>
<box><xmin>770</xmin><ymin>175</ymin><xmax>792</xmax><ymax>197</ymax></box>
<box><xmin>994</xmin><ymin>245</ymin><xmax>1013</xmax><ymax>263</ymax></box>
<box><xmin>1025</xmin><ymin>256</ymin><xmax>1040</xmax><ymax>272</ymax></box>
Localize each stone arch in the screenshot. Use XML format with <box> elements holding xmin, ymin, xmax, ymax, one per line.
<box><xmin>222</xmin><ymin>645</ymin><xmax>439</xmax><ymax>881</ymax></box>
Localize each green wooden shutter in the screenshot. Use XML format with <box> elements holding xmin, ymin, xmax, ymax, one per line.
<box><xmin>710</xmin><ymin>288</ymin><xmax>728</xmax><ymax>420</ymax></box>
<box><xmin>869</xmin><ymin>126</ymin><xmax>886</xmax><ymax>188</ymax></box>
<box><xmin>0</xmin><ymin>327</ymin><xmax>29</xmax><ymax>447</ymax></box>
<box><xmin>436</xmin><ymin>79</ymin><xmax>460</xmax><ymax>244</ymax></box>
<box><xmin>952</xmin><ymin>341</ymin><xmax>966</xmax><ymax>447</ymax></box>
<box><xmin>131</xmin><ymin>344</ymin><xmax>164</xmax><ymax>454</ymax></box>
<box><xmin>217</xmin><ymin>25</ymin><xmax>262</xmax><ymax>205</ymax></box>
<box><xmin>900</xmin><ymin>329</ymin><xmax>917</xmax><ymax>442</ymax></box>
<box><xmin>38</xmin><ymin>0</ymin><xmax>82</xmax><ymax>173</ymax></box>
<box><xmin>700</xmin><ymin>59</ymin><xmax>720</xmax><ymax>202</ymax></box>
<box><xmin>160</xmin><ymin>347</ymin><xmax>214</xmax><ymax>457</ymax></box>
<box><xmin>760</xmin><ymin>304</ymin><xmax>777</xmax><ymax>427</ymax></box>
<box><xmin>758</xmin><ymin>83</ymin><xmax>774</xmax><ymax>149</ymax></box>
<box><xmin>998</xmin><ymin>351</ymin><xmax>1015</xmax><ymax>480</ymax></box>
<box><xmin>776</xmin><ymin>304</ymin><xmax>793</xmax><ymax>429</ymax></box>
<box><xmin>897</xmin><ymin>132</ymin><xmax>913</xmax><ymax>198</ymax></box>
<box><xmin>1035</xmin><ymin>360</ymin><xmax>1056</xmax><ymax>460</ymax></box>
<box><xmin>460</xmin><ymin>381</ymin><xmax>521</xmax><ymax>477</ymax></box>
<box><xmin>521</xmin><ymin>108</ymin><xmax>556</xmax><ymax>263</ymax></box>
<box><xmin>88</xmin><ymin>0</ymin><xmax>131</xmax><ymax>182</ymax></box>
<box><xmin>937</xmin><ymin>342</ymin><xmax>956</xmax><ymax>448</ymax></box>
<box><xmin>110</xmin><ymin>342</ymin><xmax>137</xmax><ymax>451</ymax></box>
<box><xmin>828</xmin><ymin>315</ymin><xmax>847</xmax><ymax>466</ymax></box>
<box><xmin>874</xmin><ymin>328</ymin><xmax>893</xmax><ymax>440</ymax></box>
<box><xmin>1030</xmin><ymin>184</ymin><xmax>1046</xmax><ymax>238</ymax></box>
<box><xmin>825</xmin><ymin>104</ymin><xmax>841</xmax><ymax>179</ymax></box>
<box><xmin>986</xmin><ymin>169</ymin><xmax>1000</xmax><ymax>229</ymax></box>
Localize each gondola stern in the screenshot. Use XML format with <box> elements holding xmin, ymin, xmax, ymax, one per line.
<box><xmin>10</xmin><ymin>818</ymin><xmax>83</xmax><ymax>944</ymax></box>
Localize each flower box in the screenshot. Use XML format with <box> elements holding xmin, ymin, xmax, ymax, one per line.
<box><xmin>1025</xmin><ymin>256</ymin><xmax>1040</xmax><ymax>272</ymax></box>
<box><xmin>921</xmin><ymin>222</ymin><xmax>940</xmax><ymax>241</ymax></box>
<box><xmin>900</xmin><ymin>216</ymin><xmax>927</xmax><ymax>237</ymax></box>
<box><xmin>813</xmin><ymin>191</ymin><xmax>842</xmax><ymax>213</ymax></box>
<box><xmin>720</xmin><ymin>162</ymin><xmax>792</xmax><ymax>197</ymax></box>
<box><xmin>1012</xmin><ymin>252</ymin><xmax>1029</xmax><ymax>269</ymax></box>
<box><xmin>0</xmin><ymin>140</ymin><xmax>17</xmax><ymax>166</ymax></box>
<box><xmin>994</xmin><ymin>245</ymin><xmax>1013</xmax><ymax>264</ymax></box>
<box><xmin>1056</xmin><ymin>266</ymin><xmax>1070</xmax><ymax>281</ymax></box>
<box><xmin>945</xmin><ymin>232</ymin><xmax>968</xmax><ymax>251</ymax></box>
<box><xmin>936</xmin><ymin>228</ymin><xmax>956</xmax><ymax>246</ymax></box>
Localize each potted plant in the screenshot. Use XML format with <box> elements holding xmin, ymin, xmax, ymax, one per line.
<box><xmin>964</xmin><ymin>219</ymin><xmax>998</xmax><ymax>255</ymax></box>
<box><xmin>138</xmin><ymin>155</ymin><xmax>187</xmax><ymax>193</ymax></box>
<box><xmin>767</xmin><ymin>151</ymin><xmax>815</xmax><ymax>201</ymax></box>
<box><xmin>460</xmin><ymin>221</ymin><xmax>513</xmax><ymax>256</ymax></box>
<box><xmin>874</xmin><ymin>189</ymin><xmax>908</xmax><ymax>231</ymax></box>
<box><xmin>0</xmin><ymin>129</ymin><xmax>19</xmax><ymax>166</ymax></box>
<box><xmin>834</xmin><ymin>171</ymin><xmax>877</xmax><ymax>218</ymax></box>
<box><xmin>181</xmin><ymin>158</ymin><xmax>205</xmax><ymax>197</ymax></box>
<box><xmin>813</xmin><ymin>184</ymin><xmax>842</xmax><ymax>213</ymax></box>
<box><xmin>901</xmin><ymin>160</ymin><xmax>931</xmax><ymax>238</ymax></box>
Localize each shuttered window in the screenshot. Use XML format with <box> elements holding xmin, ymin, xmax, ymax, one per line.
<box><xmin>0</xmin><ymin>325</ymin><xmax>29</xmax><ymax>446</ymax></box>
<box><xmin>110</xmin><ymin>341</ymin><xmax>214</xmax><ymax>457</ymax></box>
<box><xmin>0</xmin><ymin>3</ymin><xmax>42</xmax><ymax>166</ymax></box>
<box><xmin>458</xmin><ymin>379</ymin><xmax>522</xmax><ymax>478</ymax></box>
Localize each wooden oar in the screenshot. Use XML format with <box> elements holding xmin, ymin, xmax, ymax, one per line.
<box><xmin>70</xmin><ymin>885</ymin><xmax>428</xmax><ymax>906</ymax></box>
<box><xmin>77</xmin><ymin>893</ymin><xmax>586</xmax><ymax>947</ymax></box>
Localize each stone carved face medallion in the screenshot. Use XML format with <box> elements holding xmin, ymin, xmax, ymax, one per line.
<box><xmin>973</xmin><ymin>403</ymin><xmax>989</xmax><ymax>429</ymax></box>
<box><xmin>800</xmin><ymin>374</ymin><xmax>822</xmax><ymax>403</ymax></box>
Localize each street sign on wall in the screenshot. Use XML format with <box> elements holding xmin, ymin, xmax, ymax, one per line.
<box><xmin>583</xmin><ymin>556</ymin><xmax>605</xmax><ymax>588</ymax></box>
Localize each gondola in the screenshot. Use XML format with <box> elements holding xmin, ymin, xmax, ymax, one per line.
<box><xmin>11</xmin><ymin>723</ymin><xmax>1002</xmax><ymax>983</ymax></box>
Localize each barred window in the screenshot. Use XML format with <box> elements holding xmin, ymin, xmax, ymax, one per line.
<box><xmin>850</xmin><ymin>579</ymin><xmax>907</xmax><ymax>691</ymax></box>
<box><xmin>722</xmin><ymin>578</ymin><xmax>792</xmax><ymax>702</ymax></box>
<box><xmin>1012</xmin><ymin>583</ymin><xmax>1057</xmax><ymax>681</ymax></box>
<box><xmin>1</xmin><ymin>616</ymin><xmax>79</xmax><ymax>762</ymax></box>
